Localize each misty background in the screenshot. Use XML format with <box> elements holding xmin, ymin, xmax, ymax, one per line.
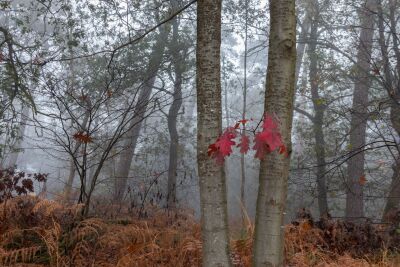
<box><xmin>1</xmin><ymin>0</ymin><xmax>399</xmax><ymax>223</ymax></box>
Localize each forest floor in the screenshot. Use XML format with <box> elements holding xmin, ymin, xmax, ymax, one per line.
<box><xmin>1</xmin><ymin>196</ymin><xmax>400</xmax><ymax>266</ymax></box>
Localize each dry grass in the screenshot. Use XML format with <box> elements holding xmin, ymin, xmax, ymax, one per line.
<box><xmin>1</xmin><ymin>196</ymin><xmax>400</xmax><ymax>266</ymax></box>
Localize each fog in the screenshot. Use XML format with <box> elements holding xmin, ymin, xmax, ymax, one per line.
<box><xmin>1</xmin><ymin>0</ymin><xmax>399</xmax><ymax>224</ymax></box>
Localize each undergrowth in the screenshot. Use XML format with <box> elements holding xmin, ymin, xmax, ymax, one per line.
<box><xmin>1</xmin><ymin>197</ymin><xmax>400</xmax><ymax>266</ymax></box>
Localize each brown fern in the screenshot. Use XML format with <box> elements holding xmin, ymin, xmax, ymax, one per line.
<box><xmin>0</xmin><ymin>246</ymin><xmax>41</xmax><ymax>266</ymax></box>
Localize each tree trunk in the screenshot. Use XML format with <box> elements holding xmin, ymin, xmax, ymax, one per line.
<box><xmin>222</xmin><ymin>56</ymin><xmax>231</xmax><ymax>128</ymax></box>
<box><xmin>376</xmin><ymin>0</ymin><xmax>400</xmax><ymax>220</ymax></box>
<box><xmin>295</xmin><ymin>12</ymin><xmax>310</xmax><ymax>87</ymax></box>
<box><xmin>383</xmin><ymin>48</ymin><xmax>400</xmax><ymax>218</ymax></box>
<box><xmin>240</xmin><ymin>0</ymin><xmax>249</xmax><ymax>228</ymax></box>
<box><xmin>308</xmin><ymin>20</ymin><xmax>329</xmax><ymax>217</ymax></box>
<box><xmin>252</xmin><ymin>0</ymin><xmax>296</xmax><ymax>266</ymax></box>
<box><xmin>113</xmin><ymin>25</ymin><xmax>170</xmax><ymax>202</ymax></box>
<box><xmin>64</xmin><ymin>112</ymin><xmax>90</xmax><ymax>202</ymax></box>
<box><xmin>64</xmin><ymin>159</ymin><xmax>77</xmax><ymax>201</ymax></box>
<box><xmin>166</xmin><ymin>17</ymin><xmax>184</xmax><ymax>209</ymax></box>
<box><xmin>6</xmin><ymin>105</ymin><xmax>29</xmax><ymax>168</ymax></box>
<box><xmin>196</xmin><ymin>0</ymin><xmax>231</xmax><ymax>266</ymax></box>
<box><xmin>63</xmin><ymin>26</ymin><xmax>80</xmax><ymax>203</ymax></box>
<box><xmin>345</xmin><ymin>0</ymin><xmax>376</xmax><ymax>222</ymax></box>
<box><xmin>222</xmin><ymin>56</ymin><xmax>231</xmax><ymax>196</ymax></box>
<box><xmin>383</xmin><ymin>154</ymin><xmax>400</xmax><ymax>218</ymax></box>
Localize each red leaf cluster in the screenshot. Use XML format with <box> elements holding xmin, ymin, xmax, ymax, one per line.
<box><xmin>253</xmin><ymin>115</ymin><xmax>287</xmax><ymax>160</ymax></box>
<box><xmin>208</xmin><ymin>114</ymin><xmax>287</xmax><ymax>164</ymax></box>
<box><xmin>208</xmin><ymin>127</ymin><xmax>237</xmax><ymax>164</ymax></box>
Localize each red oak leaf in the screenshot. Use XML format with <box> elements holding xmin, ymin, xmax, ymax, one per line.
<box><xmin>262</xmin><ymin>114</ymin><xmax>278</xmax><ymax>130</ymax></box>
<box><xmin>253</xmin><ymin>114</ymin><xmax>284</xmax><ymax>160</ymax></box>
<box><xmin>208</xmin><ymin>127</ymin><xmax>237</xmax><ymax>164</ymax></box>
<box><xmin>217</xmin><ymin>138</ymin><xmax>235</xmax><ymax>155</ymax></box>
<box><xmin>253</xmin><ymin>133</ymin><xmax>270</xmax><ymax>159</ymax></box>
<box><xmin>234</xmin><ymin>119</ymin><xmax>250</xmax><ymax>129</ymax></box>
<box><xmin>238</xmin><ymin>134</ymin><xmax>250</xmax><ymax>154</ymax></box>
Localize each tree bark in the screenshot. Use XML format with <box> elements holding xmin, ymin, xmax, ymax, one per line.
<box><xmin>345</xmin><ymin>0</ymin><xmax>376</xmax><ymax>222</ymax></box>
<box><xmin>113</xmin><ymin>25</ymin><xmax>170</xmax><ymax>202</ymax></box>
<box><xmin>196</xmin><ymin>0</ymin><xmax>231</xmax><ymax>266</ymax></box>
<box><xmin>166</xmin><ymin>17</ymin><xmax>184</xmax><ymax>209</ymax></box>
<box><xmin>252</xmin><ymin>0</ymin><xmax>296</xmax><ymax>266</ymax></box>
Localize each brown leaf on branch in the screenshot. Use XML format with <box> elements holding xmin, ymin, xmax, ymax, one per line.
<box><xmin>359</xmin><ymin>175</ymin><xmax>367</xmax><ymax>185</ymax></box>
<box><xmin>73</xmin><ymin>132</ymin><xmax>93</xmax><ymax>143</ymax></box>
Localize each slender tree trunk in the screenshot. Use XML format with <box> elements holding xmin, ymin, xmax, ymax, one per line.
<box><xmin>63</xmin><ymin>26</ymin><xmax>80</xmax><ymax>202</ymax></box>
<box><xmin>6</xmin><ymin>105</ymin><xmax>29</xmax><ymax>168</ymax></box>
<box><xmin>378</xmin><ymin>0</ymin><xmax>400</xmax><ymax>220</ymax></box>
<box><xmin>252</xmin><ymin>0</ymin><xmax>296</xmax><ymax>266</ymax></box>
<box><xmin>222</xmin><ymin>57</ymin><xmax>231</xmax><ymax>128</ymax></box>
<box><xmin>113</xmin><ymin>25</ymin><xmax>170</xmax><ymax>202</ymax></box>
<box><xmin>383</xmin><ymin>58</ymin><xmax>400</xmax><ymax>218</ymax></box>
<box><xmin>383</xmin><ymin>153</ymin><xmax>400</xmax><ymax>218</ymax></box>
<box><xmin>379</xmin><ymin>0</ymin><xmax>400</xmax><ymax>219</ymax></box>
<box><xmin>308</xmin><ymin>20</ymin><xmax>329</xmax><ymax>217</ymax></box>
<box><xmin>166</xmin><ymin>18</ymin><xmax>184</xmax><ymax>209</ymax></box>
<box><xmin>345</xmin><ymin>0</ymin><xmax>376</xmax><ymax>222</ymax></box>
<box><xmin>240</xmin><ymin>0</ymin><xmax>249</xmax><ymax>227</ymax></box>
<box><xmin>222</xmin><ymin>56</ymin><xmax>231</xmax><ymax>189</ymax></box>
<box><xmin>292</xmin><ymin>11</ymin><xmax>311</xmax><ymax>213</ymax></box>
<box><xmin>295</xmin><ymin>13</ymin><xmax>311</xmax><ymax>87</ymax></box>
<box><xmin>64</xmin><ymin>159</ymin><xmax>77</xmax><ymax>200</ymax></box>
<box><xmin>313</xmin><ymin>117</ymin><xmax>328</xmax><ymax>217</ymax></box>
<box><xmin>197</xmin><ymin>0</ymin><xmax>231</xmax><ymax>266</ymax></box>
<box><xmin>64</xmin><ymin>112</ymin><xmax>90</xmax><ymax>202</ymax></box>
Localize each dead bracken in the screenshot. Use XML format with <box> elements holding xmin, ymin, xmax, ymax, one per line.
<box><xmin>1</xmin><ymin>197</ymin><xmax>400</xmax><ymax>266</ymax></box>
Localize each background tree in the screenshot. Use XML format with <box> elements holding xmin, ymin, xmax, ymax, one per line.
<box><xmin>113</xmin><ymin>16</ymin><xmax>171</xmax><ymax>202</ymax></box>
<box><xmin>165</xmin><ymin>11</ymin><xmax>190</xmax><ymax>209</ymax></box>
<box><xmin>345</xmin><ymin>0</ymin><xmax>377</xmax><ymax>222</ymax></box>
<box><xmin>376</xmin><ymin>0</ymin><xmax>400</xmax><ymax>219</ymax></box>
